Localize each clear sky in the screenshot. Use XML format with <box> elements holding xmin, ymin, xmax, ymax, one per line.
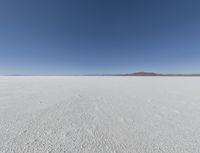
<box><xmin>0</xmin><ymin>0</ymin><xmax>200</xmax><ymax>75</ymax></box>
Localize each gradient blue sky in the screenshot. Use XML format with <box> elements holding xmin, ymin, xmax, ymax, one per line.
<box><xmin>0</xmin><ymin>0</ymin><xmax>200</xmax><ymax>75</ymax></box>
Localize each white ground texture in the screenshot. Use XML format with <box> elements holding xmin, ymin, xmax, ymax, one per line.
<box><xmin>1</xmin><ymin>76</ymin><xmax>200</xmax><ymax>153</ymax></box>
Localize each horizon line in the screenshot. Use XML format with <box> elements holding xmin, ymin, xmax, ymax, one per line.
<box><xmin>1</xmin><ymin>71</ymin><xmax>200</xmax><ymax>76</ymax></box>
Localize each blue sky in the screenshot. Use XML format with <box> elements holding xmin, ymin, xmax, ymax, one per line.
<box><xmin>0</xmin><ymin>0</ymin><xmax>200</xmax><ymax>75</ymax></box>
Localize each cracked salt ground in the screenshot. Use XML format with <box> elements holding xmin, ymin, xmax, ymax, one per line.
<box><xmin>1</xmin><ymin>76</ymin><xmax>200</xmax><ymax>152</ymax></box>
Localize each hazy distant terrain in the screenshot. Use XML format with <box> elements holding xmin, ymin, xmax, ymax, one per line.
<box><xmin>7</xmin><ymin>71</ymin><xmax>200</xmax><ymax>76</ymax></box>
<box><xmin>1</xmin><ymin>76</ymin><xmax>200</xmax><ymax>153</ymax></box>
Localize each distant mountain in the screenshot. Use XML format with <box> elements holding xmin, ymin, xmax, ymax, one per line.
<box><xmin>79</xmin><ymin>72</ymin><xmax>200</xmax><ymax>76</ymax></box>
<box><xmin>123</xmin><ymin>72</ymin><xmax>200</xmax><ymax>76</ymax></box>
<box><xmin>125</xmin><ymin>72</ymin><xmax>162</xmax><ymax>76</ymax></box>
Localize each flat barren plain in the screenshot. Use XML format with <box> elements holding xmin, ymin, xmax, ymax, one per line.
<box><xmin>0</xmin><ymin>76</ymin><xmax>200</xmax><ymax>153</ymax></box>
